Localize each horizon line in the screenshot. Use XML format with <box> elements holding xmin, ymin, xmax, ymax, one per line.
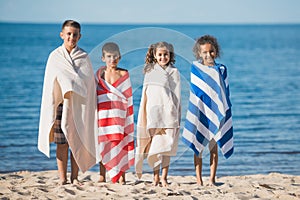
<box><xmin>1</xmin><ymin>21</ymin><xmax>300</xmax><ymax>26</ymax></box>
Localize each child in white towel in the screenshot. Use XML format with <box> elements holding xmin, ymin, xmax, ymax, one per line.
<box><xmin>53</xmin><ymin>20</ymin><xmax>82</xmax><ymax>185</ymax></box>
<box><xmin>135</xmin><ymin>42</ymin><xmax>181</xmax><ymax>187</ymax></box>
<box><xmin>39</xmin><ymin>20</ymin><xmax>98</xmax><ymax>186</ymax></box>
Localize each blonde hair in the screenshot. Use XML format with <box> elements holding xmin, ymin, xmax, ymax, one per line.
<box><xmin>144</xmin><ymin>41</ymin><xmax>175</xmax><ymax>73</ymax></box>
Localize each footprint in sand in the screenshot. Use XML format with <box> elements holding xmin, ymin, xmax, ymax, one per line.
<box><xmin>37</xmin><ymin>180</ymin><xmax>46</xmax><ymax>184</ymax></box>
<box><xmin>143</xmin><ymin>189</ymin><xmax>156</xmax><ymax>194</ymax></box>
<box><xmin>64</xmin><ymin>188</ymin><xmax>76</xmax><ymax>195</ymax></box>
<box><xmin>38</xmin><ymin>187</ymin><xmax>49</xmax><ymax>192</ymax></box>
<box><xmin>82</xmin><ymin>175</ymin><xmax>92</xmax><ymax>181</ymax></box>
<box><xmin>17</xmin><ymin>191</ymin><xmax>31</xmax><ymax>196</ymax></box>
<box><xmin>131</xmin><ymin>189</ymin><xmax>140</xmax><ymax>194</ymax></box>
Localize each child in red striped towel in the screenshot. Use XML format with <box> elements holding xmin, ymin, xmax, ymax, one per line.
<box><xmin>95</xmin><ymin>42</ymin><xmax>134</xmax><ymax>184</ymax></box>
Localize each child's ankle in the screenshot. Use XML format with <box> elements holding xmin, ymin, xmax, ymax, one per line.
<box><xmin>59</xmin><ymin>179</ymin><xmax>68</xmax><ymax>185</ymax></box>
<box><xmin>209</xmin><ymin>178</ymin><xmax>216</xmax><ymax>186</ymax></box>
<box><xmin>196</xmin><ymin>176</ymin><xmax>203</xmax><ymax>186</ymax></box>
<box><xmin>153</xmin><ymin>175</ymin><xmax>160</xmax><ymax>186</ymax></box>
<box><xmin>119</xmin><ymin>176</ymin><xmax>126</xmax><ymax>185</ymax></box>
<box><xmin>161</xmin><ymin>178</ymin><xmax>169</xmax><ymax>187</ymax></box>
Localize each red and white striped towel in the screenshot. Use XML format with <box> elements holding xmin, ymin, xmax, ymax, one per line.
<box><xmin>95</xmin><ymin>67</ymin><xmax>134</xmax><ymax>183</ymax></box>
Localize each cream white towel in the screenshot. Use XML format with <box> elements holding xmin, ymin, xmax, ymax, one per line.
<box><xmin>135</xmin><ymin>64</ymin><xmax>181</xmax><ymax>178</ymax></box>
<box><xmin>38</xmin><ymin>45</ymin><xmax>98</xmax><ymax>172</ymax></box>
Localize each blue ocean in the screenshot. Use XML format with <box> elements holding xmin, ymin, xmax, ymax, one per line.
<box><xmin>0</xmin><ymin>23</ymin><xmax>299</xmax><ymax>177</ymax></box>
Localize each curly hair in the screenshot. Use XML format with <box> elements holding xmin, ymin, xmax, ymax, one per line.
<box><xmin>144</xmin><ymin>41</ymin><xmax>175</xmax><ymax>73</ymax></box>
<box><xmin>193</xmin><ymin>35</ymin><xmax>221</xmax><ymax>60</ymax></box>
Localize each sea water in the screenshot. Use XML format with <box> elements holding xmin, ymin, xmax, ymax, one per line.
<box><xmin>0</xmin><ymin>23</ymin><xmax>299</xmax><ymax>176</ymax></box>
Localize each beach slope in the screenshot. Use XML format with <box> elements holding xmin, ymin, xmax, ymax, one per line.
<box><xmin>0</xmin><ymin>170</ymin><xmax>299</xmax><ymax>199</ymax></box>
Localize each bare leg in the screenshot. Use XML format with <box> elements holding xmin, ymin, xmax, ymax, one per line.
<box><xmin>99</xmin><ymin>162</ymin><xmax>106</xmax><ymax>182</ymax></box>
<box><xmin>148</xmin><ymin>129</ymin><xmax>161</xmax><ymax>186</ymax></box>
<box><xmin>194</xmin><ymin>154</ymin><xmax>203</xmax><ymax>186</ymax></box>
<box><xmin>153</xmin><ymin>165</ymin><xmax>160</xmax><ymax>186</ymax></box>
<box><xmin>70</xmin><ymin>151</ymin><xmax>80</xmax><ymax>184</ymax></box>
<box><xmin>161</xmin><ymin>156</ymin><xmax>170</xmax><ymax>187</ymax></box>
<box><xmin>118</xmin><ymin>172</ymin><xmax>126</xmax><ymax>185</ymax></box>
<box><xmin>209</xmin><ymin>144</ymin><xmax>218</xmax><ymax>185</ymax></box>
<box><xmin>56</xmin><ymin>143</ymin><xmax>69</xmax><ymax>185</ymax></box>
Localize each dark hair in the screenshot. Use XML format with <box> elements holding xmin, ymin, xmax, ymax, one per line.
<box><xmin>62</xmin><ymin>20</ymin><xmax>81</xmax><ymax>32</ymax></box>
<box><xmin>193</xmin><ymin>35</ymin><xmax>221</xmax><ymax>60</ymax></box>
<box><xmin>101</xmin><ymin>42</ymin><xmax>121</xmax><ymax>59</ymax></box>
<box><xmin>144</xmin><ymin>41</ymin><xmax>175</xmax><ymax>73</ymax></box>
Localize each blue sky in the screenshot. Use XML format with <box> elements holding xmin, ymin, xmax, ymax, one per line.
<box><xmin>0</xmin><ymin>0</ymin><xmax>299</xmax><ymax>24</ymax></box>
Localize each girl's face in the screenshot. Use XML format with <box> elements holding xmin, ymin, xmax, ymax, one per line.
<box><xmin>199</xmin><ymin>43</ymin><xmax>216</xmax><ymax>66</ymax></box>
<box><xmin>154</xmin><ymin>47</ymin><xmax>170</xmax><ymax>67</ymax></box>
<box><xmin>60</xmin><ymin>26</ymin><xmax>81</xmax><ymax>53</ymax></box>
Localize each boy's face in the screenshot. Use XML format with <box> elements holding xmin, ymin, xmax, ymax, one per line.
<box><xmin>60</xmin><ymin>26</ymin><xmax>81</xmax><ymax>52</ymax></box>
<box><xmin>102</xmin><ymin>51</ymin><xmax>120</xmax><ymax>68</ymax></box>
<box><xmin>199</xmin><ymin>43</ymin><xmax>216</xmax><ymax>66</ymax></box>
<box><xmin>154</xmin><ymin>47</ymin><xmax>170</xmax><ymax>67</ymax></box>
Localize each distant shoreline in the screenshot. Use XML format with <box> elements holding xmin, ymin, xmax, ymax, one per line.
<box><xmin>1</xmin><ymin>21</ymin><xmax>300</xmax><ymax>26</ymax></box>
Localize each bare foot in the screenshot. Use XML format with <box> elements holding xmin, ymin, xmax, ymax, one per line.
<box><xmin>197</xmin><ymin>180</ymin><xmax>203</xmax><ymax>186</ymax></box>
<box><xmin>98</xmin><ymin>175</ymin><xmax>106</xmax><ymax>183</ymax></box>
<box><xmin>72</xmin><ymin>179</ymin><xmax>83</xmax><ymax>186</ymax></box>
<box><xmin>196</xmin><ymin>178</ymin><xmax>203</xmax><ymax>186</ymax></box>
<box><xmin>208</xmin><ymin>179</ymin><xmax>216</xmax><ymax>186</ymax></box>
<box><xmin>152</xmin><ymin>181</ymin><xmax>160</xmax><ymax>186</ymax></box>
<box><xmin>119</xmin><ymin>176</ymin><xmax>126</xmax><ymax>185</ymax></box>
<box><xmin>161</xmin><ymin>179</ymin><xmax>169</xmax><ymax>187</ymax></box>
<box><xmin>153</xmin><ymin>174</ymin><xmax>160</xmax><ymax>186</ymax></box>
<box><xmin>59</xmin><ymin>179</ymin><xmax>68</xmax><ymax>185</ymax></box>
<box><xmin>153</xmin><ymin>177</ymin><xmax>160</xmax><ymax>186</ymax></box>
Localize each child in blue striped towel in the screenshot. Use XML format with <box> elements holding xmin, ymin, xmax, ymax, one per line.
<box><xmin>182</xmin><ymin>35</ymin><xmax>233</xmax><ymax>186</ymax></box>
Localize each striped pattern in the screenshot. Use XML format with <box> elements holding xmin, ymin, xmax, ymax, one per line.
<box><xmin>182</xmin><ymin>61</ymin><xmax>233</xmax><ymax>158</ymax></box>
<box><xmin>96</xmin><ymin>68</ymin><xmax>134</xmax><ymax>183</ymax></box>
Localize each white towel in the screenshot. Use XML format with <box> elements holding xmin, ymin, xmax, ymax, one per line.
<box><xmin>38</xmin><ymin>45</ymin><xmax>98</xmax><ymax>172</ymax></box>
<box><xmin>135</xmin><ymin>64</ymin><xmax>181</xmax><ymax>178</ymax></box>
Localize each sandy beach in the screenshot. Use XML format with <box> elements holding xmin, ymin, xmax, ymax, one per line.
<box><xmin>0</xmin><ymin>170</ymin><xmax>299</xmax><ymax>200</ymax></box>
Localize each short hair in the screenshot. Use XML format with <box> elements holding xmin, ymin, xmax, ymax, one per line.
<box><xmin>193</xmin><ymin>35</ymin><xmax>221</xmax><ymax>60</ymax></box>
<box><xmin>102</xmin><ymin>42</ymin><xmax>121</xmax><ymax>57</ymax></box>
<box><xmin>62</xmin><ymin>20</ymin><xmax>81</xmax><ymax>32</ymax></box>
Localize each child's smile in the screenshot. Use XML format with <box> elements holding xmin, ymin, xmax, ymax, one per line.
<box><xmin>154</xmin><ymin>47</ymin><xmax>170</xmax><ymax>67</ymax></box>
<box><xmin>199</xmin><ymin>43</ymin><xmax>216</xmax><ymax>66</ymax></box>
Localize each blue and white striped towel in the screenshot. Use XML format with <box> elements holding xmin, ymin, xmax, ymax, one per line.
<box><xmin>182</xmin><ymin>61</ymin><xmax>233</xmax><ymax>158</ymax></box>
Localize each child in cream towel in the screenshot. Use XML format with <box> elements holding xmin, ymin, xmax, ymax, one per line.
<box><xmin>38</xmin><ymin>20</ymin><xmax>98</xmax><ymax>185</ymax></box>
<box><xmin>135</xmin><ymin>41</ymin><xmax>181</xmax><ymax>187</ymax></box>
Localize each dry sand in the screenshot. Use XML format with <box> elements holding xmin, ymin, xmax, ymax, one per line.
<box><xmin>0</xmin><ymin>170</ymin><xmax>299</xmax><ymax>199</ymax></box>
